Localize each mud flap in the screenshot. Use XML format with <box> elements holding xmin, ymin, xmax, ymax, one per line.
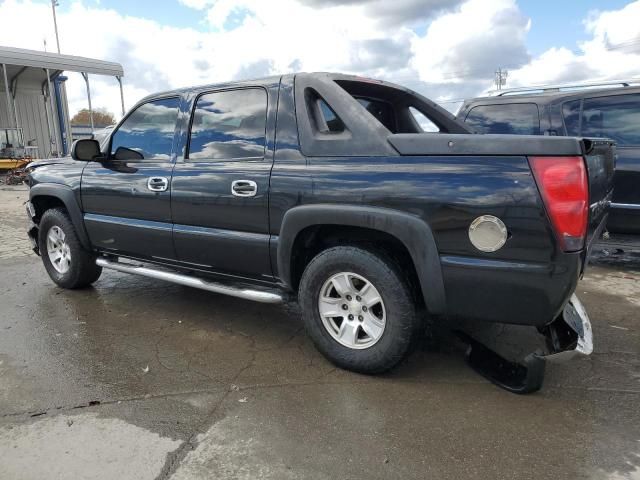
<box><xmin>458</xmin><ymin>294</ymin><xmax>593</xmax><ymax>395</ymax></box>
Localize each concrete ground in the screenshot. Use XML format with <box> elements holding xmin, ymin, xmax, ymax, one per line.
<box><xmin>0</xmin><ymin>184</ymin><xmax>639</xmax><ymax>480</ymax></box>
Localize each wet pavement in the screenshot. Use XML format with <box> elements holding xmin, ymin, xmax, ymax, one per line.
<box><xmin>0</xmin><ymin>185</ymin><xmax>639</xmax><ymax>479</ymax></box>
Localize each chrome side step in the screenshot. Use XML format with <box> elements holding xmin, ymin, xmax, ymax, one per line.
<box><xmin>96</xmin><ymin>257</ymin><xmax>283</xmax><ymax>304</ymax></box>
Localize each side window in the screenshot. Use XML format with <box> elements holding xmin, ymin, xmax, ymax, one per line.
<box><xmin>318</xmin><ymin>99</ymin><xmax>345</xmax><ymax>133</ymax></box>
<box><xmin>110</xmin><ymin>97</ymin><xmax>180</xmax><ymax>161</ymax></box>
<box><xmin>581</xmin><ymin>94</ymin><xmax>640</xmax><ymax>146</ymax></box>
<box><xmin>464</xmin><ymin>103</ymin><xmax>540</xmax><ymax>135</ymax></box>
<box><xmin>409</xmin><ymin>107</ymin><xmax>440</xmax><ymax>132</ymax></box>
<box><xmin>562</xmin><ymin>100</ymin><xmax>581</xmax><ymax>136</ymax></box>
<box><xmin>188</xmin><ymin>89</ymin><xmax>267</xmax><ymax>160</ymax></box>
<box><xmin>355</xmin><ymin>97</ymin><xmax>396</xmax><ymax>132</ymax></box>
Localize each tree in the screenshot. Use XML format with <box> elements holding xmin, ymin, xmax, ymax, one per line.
<box><xmin>70</xmin><ymin>108</ymin><xmax>116</xmax><ymax>127</ymax></box>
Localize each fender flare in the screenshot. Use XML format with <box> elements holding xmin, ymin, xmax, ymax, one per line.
<box><xmin>30</xmin><ymin>183</ymin><xmax>92</xmax><ymax>250</ymax></box>
<box><xmin>277</xmin><ymin>204</ymin><xmax>446</xmax><ymax>315</ymax></box>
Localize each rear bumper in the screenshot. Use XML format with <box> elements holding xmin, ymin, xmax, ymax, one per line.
<box><xmin>542</xmin><ymin>294</ymin><xmax>593</xmax><ymax>362</ymax></box>
<box><xmin>462</xmin><ymin>294</ymin><xmax>593</xmax><ymax>394</ymax></box>
<box><xmin>440</xmin><ymin>252</ymin><xmax>581</xmax><ymax>327</ymax></box>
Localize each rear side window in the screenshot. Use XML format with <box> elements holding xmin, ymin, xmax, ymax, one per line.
<box><xmin>355</xmin><ymin>97</ymin><xmax>396</xmax><ymax>132</ymax></box>
<box><xmin>410</xmin><ymin>107</ymin><xmax>439</xmax><ymax>132</ymax></box>
<box><xmin>562</xmin><ymin>100</ymin><xmax>581</xmax><ymax>136</ymax></box>
<box><xmin>581</xmin><ymin>94</ymin><xmax>640</xmax><ymax>146</ymax></box>
<box><xmin>188</xmin><ymin>88</ymin><xmax>267</xmax><ymax>160</ymax></box>
<box><xmin>465</xmin><ymin>103</ymin><xmax>540</xmax><ymax>135</ymax></box>
<box><xmin>318</xmin><ymin>99</ymin><xmax>345</xmax><ymax>133</ymax></box>
<box><xmin>110</xmin><ymin>97</ymin><xmax>179</xmax><ymax>161</ymax></box>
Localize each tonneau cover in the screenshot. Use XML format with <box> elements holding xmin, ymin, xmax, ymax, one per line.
<box><xmin>388</xmin><ymin>133</ymin><xmax>585</xmax><ymax>156</ymax></box>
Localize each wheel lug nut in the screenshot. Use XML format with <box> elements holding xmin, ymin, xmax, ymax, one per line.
<box><xmin>342</xmin><ymin>304</ymin><xmax>348</xmax><ymax>310</ymax></box>
<box><xmin>348</xmin><ymin>314</ymin><xmax>354</xmax><ymax>320</ymax></box>
<box><xmin>346</xmin><ymin>295</ymin><xmax>352</xmax><ymax>301</ymax></box>
<box><xmin>358</xmin><ymin>315</ymin><xmax>363</xmax><ymax>321</ymax></box>
<box><xmin>356</xmin><ymin>296</ymin><xmax>361</xmax><ymax>301</ymax></box>
<box><xmin>362</xmin><ymin>306</ymin><xmax>368</xmax><ymax>312</ymax></box>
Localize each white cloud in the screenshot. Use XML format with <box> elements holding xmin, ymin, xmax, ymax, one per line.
<box><xmin>0</xmin><ymin>0</ymin><xmax>638</xmax><ymax>120</ymax></box>
<box><xmin>411</xmin><ymin>0</ymin><xmax>530</xmax><ymax>84</ymax></box>
<box><xmin>508</xmin><ymin>1</ymin><xmax>640</xmax><ymax>89</ymax></box>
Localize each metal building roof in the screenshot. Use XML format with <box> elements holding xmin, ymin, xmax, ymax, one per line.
<box><xmin>0</xmin><ymin>46</ymin><xmax>123</xmax><ymax>77</ymax></box>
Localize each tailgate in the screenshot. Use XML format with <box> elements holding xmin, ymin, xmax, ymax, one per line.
<box><xmin>582</xmin><ymin>138</ymin><xmax>616</xmax><ymax>252</ymax></box>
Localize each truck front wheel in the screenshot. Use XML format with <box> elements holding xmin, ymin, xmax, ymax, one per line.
<box><xmin>38</xmin><ymin>208</ymin><xmax>102</xmax><ymax>289</ymax></box>
<box><xmin>299</xmin><ymin>246</ymin><xmax>419</xmax><ymax>373</ymax></box>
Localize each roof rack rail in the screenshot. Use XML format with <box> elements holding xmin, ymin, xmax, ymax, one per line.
<box><xmin>488</xmin><ymin>79</ymin><xmax>640</xmax><ymax>97</ymax></box>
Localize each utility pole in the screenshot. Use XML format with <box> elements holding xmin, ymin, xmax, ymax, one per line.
<box><xmin>51</xmin><ymin>0</ymin><xmax>61</xmax><ymax>53</ymax></box>
<box><xmin>495</xmin><ymin>68</ymin><xmax>508</xmax><ymax>90</ymax></box>
<box><xmin>50</xmin><ymin>0</ymin><xmax>72</xmax><ymax>155</ymax></box>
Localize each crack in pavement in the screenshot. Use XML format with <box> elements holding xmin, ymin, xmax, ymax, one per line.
<box><xmin>0</xmin><ymin>387</ymin><xmax>227</xmax><ymax>420</ymax></box>
<box><xmin>154</xmin><ymin>348</ymin><xmax>259</xmax><ymax>480</ymax></box>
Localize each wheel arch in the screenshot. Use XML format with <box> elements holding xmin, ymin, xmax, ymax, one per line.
<box><xmin>277</xmin><ymin>204</ymin><xmax>446</xmax><ymax>315</ymax></box>
<box><xmin>30</xmin><ymin>183</ymin><xmax>92</xmax><ymax>250</ymax></box>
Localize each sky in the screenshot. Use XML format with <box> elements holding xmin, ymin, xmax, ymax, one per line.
<box><xmin>0</xmin><ymin>0</ymin><xmax>638</xmax><ymax>118</ymax></box>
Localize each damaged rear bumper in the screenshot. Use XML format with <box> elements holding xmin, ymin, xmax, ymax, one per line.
<box><xmin>461</xmin><ymin>294</ymin><xmax>593</xmax><ymax>394</ymax></box>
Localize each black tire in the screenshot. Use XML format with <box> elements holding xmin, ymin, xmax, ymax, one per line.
<box><xmin>299</xmin><ymin>246</ymin><xmax>419</xmax><ymax>374</ymax></box>
<box><xmin>38</xmin><ymin>208</ymin><xmax>102</xmax><ymax>289</ymax></box>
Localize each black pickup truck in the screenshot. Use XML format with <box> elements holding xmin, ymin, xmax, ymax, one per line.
<box><xmin>25</xmin><ymin>73</ymin><xmax>615</xmax><ymax>393</ymax></box>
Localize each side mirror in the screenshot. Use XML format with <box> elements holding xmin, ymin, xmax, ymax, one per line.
<box><xmin>71</xmin><ymin>139</ymin><xmax>101</xmax><ymax>161</ymax></box>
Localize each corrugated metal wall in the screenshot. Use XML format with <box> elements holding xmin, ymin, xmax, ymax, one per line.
<box><xmin>1</xmin><ymin>78</ymin><xmax>60</xmax><ymax>159</ymax></box>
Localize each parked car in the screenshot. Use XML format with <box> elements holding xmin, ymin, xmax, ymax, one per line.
<box><xmin>457</xmin><ymin>82</ymin><xmax>639</xmax><ymax>234</ymax></box>
<box><xmin>24</xmin><ymin>73</ymin><xmax>615</xmax><ymax>393</ymax></box>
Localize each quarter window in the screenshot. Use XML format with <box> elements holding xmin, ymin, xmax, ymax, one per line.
<box><xmin>465</xmin><ymin>103</ymin><xmax>540</xmax><ymax>135</ymax></box>
<box><xmin>410</xmin><ymin>107</ymin><xmax>439</xmax><ymax>132</ymax></box>
<box><xmin>319</xmin><ymin>99</ymin><xmax>344</xmax><ymax>132</ymax></box>
<box><xmin>355</xmin><ymin>97</ymin><xmax>396</xmax><ymax>132</ymax></box>
<box><xmin>110</xmin><ymin>97</ymin><xmax>179</xmax><ymax>161</ymax></box>
<box><xmin>188</xmin><ymin>89</ymin><xmax>267</xmax><ymax>160</ymax></box>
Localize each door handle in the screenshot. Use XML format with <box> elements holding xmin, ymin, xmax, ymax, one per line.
<box><xmin>147</xmin><ymin>176</ymin><xmax>169</xmax><ymax>192</ymax></box>
<box><xmin>231</xmin><ymin>180</ymin><xmax>257</xmax><ymax>197</ymax></box>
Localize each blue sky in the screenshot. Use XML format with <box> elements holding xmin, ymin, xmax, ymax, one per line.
<box><xmin>518</xmin><ymin>0</ymin><xmax>631</xmax><ymax>54</ymax></box>
<box><xmin>62</xmin><ymin>0</ymin><xmax>632</xmax><ymax>55</ymax></box>
<box><xmin>2</xmin><ymin>0</ymin><xmax>638</xmax><ymax>116</ymax></box>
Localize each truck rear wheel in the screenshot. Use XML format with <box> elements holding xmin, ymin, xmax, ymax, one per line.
<box><xmin>299</xmin><ymin>246</ymin><xmax>418</xmax><ymax>373</ymax></box>
<box><xmin>38</xmin><ymin>208</ymin><xmax>102</xmax><ymax>289</ymax></box>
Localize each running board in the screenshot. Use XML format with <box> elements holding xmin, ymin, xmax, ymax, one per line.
<box><xmin>96</xmin><ymin>257</ymin><xmax>283</xmax><ymax>304</ymax></box>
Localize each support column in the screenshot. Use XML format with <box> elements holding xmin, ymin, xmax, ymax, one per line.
<box><xmin>116</xmin><ymin>75</ymin><xmax>125</xmax><ymax>117</ymax></box>
<box><xmin>2</xmin><ymin>63</ymin><xmax>19</xmax><ymax>132</ymax></box>
<box><xmin>81</xmin><ymin>72</ymin><xmax>94</xmax><ymax>132</ymax></box>
<box><xmin>42</xmin><ymin>85</ymin><xmax>53</xmax><ymax>158</ymax></box>
<box><xmin>45</xmin><ymin>68</ymin><xmax>61</xmax><ymax>157</ymax></box>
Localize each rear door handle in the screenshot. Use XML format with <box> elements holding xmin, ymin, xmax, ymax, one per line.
<box><xmin>231</xmin><ymin>180</ymin><xmax>257</xmax><ymax>197</ymax></box>
<box><xmin>147</xmin><ymin>176</ymin><xmax>169</xmax><ymax>192</ymax></box>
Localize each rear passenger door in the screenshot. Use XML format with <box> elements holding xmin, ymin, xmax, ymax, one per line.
<box><xmin>171</xmin><ymin>87</ymin><xmax>276</xmax><ymax>281</ymax></box>
<box><xmin>81</xmin><ymin>96</ymin><xmax>180</xmax><ymax>260</ymax></box>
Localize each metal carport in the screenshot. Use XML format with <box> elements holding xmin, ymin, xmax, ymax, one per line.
<box><xmin>0</xmin><ymin>46</ymin><xmax>124</xmax><ymax>159</ymax></box>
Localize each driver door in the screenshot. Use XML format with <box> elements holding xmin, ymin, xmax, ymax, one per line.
<box><xmin>81</xmin><ymin>96</ymin><xmax>180</xmax><ymax>261</ymax></box>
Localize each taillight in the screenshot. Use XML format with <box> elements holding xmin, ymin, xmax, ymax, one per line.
<box><xmin>529</xmin><ymin>156</ymin><xmax>588</xmax><ymax>252</ymax></box>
